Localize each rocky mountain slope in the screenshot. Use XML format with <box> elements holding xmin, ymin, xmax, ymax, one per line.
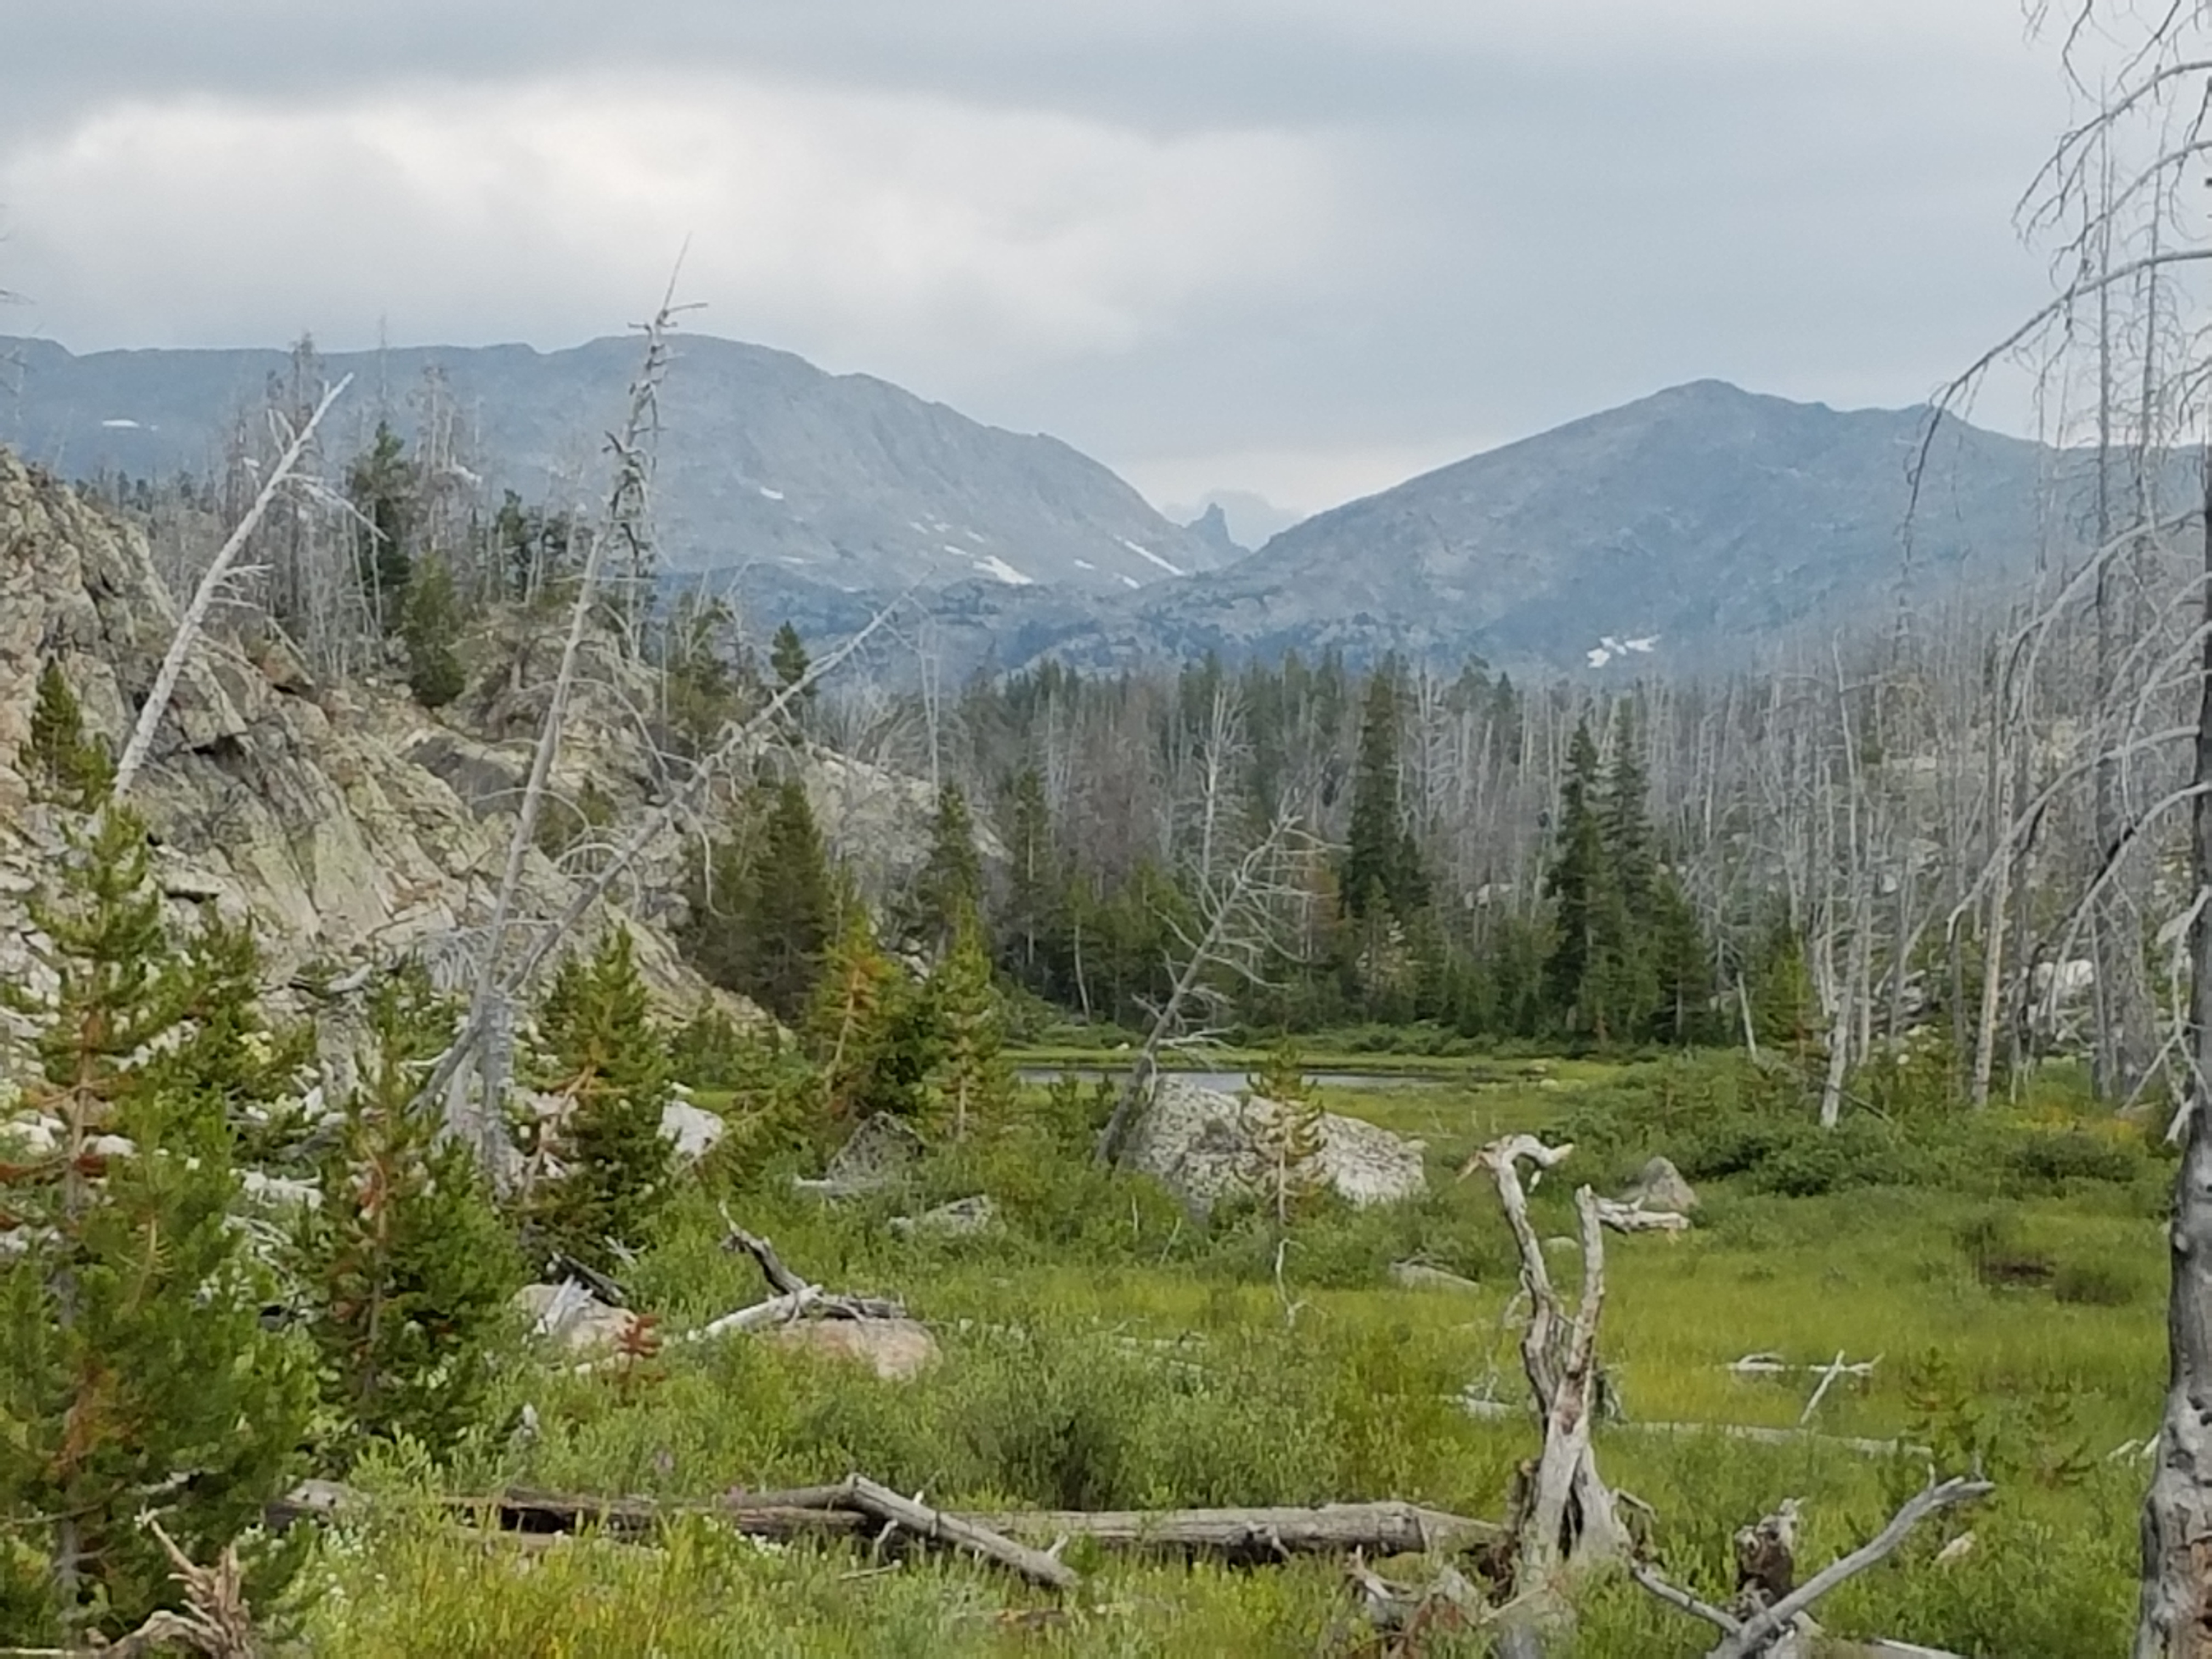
<box><xmin>0</xmin><ymin>447</ymin><xmax>963</xmax><ymax>1034</ymax></box>
<box><xmin>0</xmin><ymin>332</ymin><xmax>1224</xmax><ymax>600</ymax></box>
<box><xmin>1012</xmin><ymin>381</ymin><xmax>2100</xmax><ymax>673</ymax></box>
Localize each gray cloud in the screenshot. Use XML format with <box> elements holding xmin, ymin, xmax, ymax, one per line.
<box><xmin>2</xmin><ymin>2</ymin><xmax>2081</xmax><ymax>514</ymax></box>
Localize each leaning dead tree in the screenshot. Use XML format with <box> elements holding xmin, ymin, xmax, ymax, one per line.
<box><xmin>110</xmin><ymin>375</ymin><xmax>352</xmax><ymax>803</ymax></box>
<box><xmin>1097</xmin><ymin>689</ymin><xmax>1318</xmax><ymax>1165</ymax></box>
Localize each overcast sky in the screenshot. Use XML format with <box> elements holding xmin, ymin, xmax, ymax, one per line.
<box><xmin>0</xmin><ymin>2</ymin><xmax>2086</xmax><ymax>522</ymax></box>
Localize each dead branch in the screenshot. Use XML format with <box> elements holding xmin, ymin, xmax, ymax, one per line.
<box><xmin>1629</xmin><ymin>1476</ymin><xmax>1993</xmax><ymax>1658</ymax></box>
<box><xmin>833</xmin><ymin>1475</ymin><xmax>1080</xmax><ymax>1591</ymax></box>
<box><xmin>716</xmin><ymin>1216</ymin><xmax>906</xmax><ymax>1322</ymax></box>
<box><xmin>0</xmin><ymin>1519</ymin><xmax>266</xmax><ymax>1657</ymax></box>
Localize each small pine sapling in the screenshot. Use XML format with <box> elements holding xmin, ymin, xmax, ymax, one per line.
<box><xmin>524</xmin><ymin>927</ymin><xmax>676</xmax><ymax>1272</ymax></box>
<box><xmin>1243</xmin><ymin>1034</ymin><xmax>1327</xmax><ymax>1226</ymax></box>
<box><xmin>297</xmin><ymin>968</ymin><xmax>521</xmax><ymax>1469</ymax></box>
<box><xmin>926</xmin><ymin>904</ymin><xmax>1015</xmax><ymax>1140</ymax></box>
<box><xmin>805</xmin><ymin>910</ymin><xmax>937</xmax><ymax>1126</ymax></box>
<box><xmin>22</xmin><ymin>661</ymin><xmax>115</xmax><ymax>810</ymax></box>
<box><xmin>0</xmin><ymin>806</ymin><xmax>311</xmax><ymax>1644</ymax></box>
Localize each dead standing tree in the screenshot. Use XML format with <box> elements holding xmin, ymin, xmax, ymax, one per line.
<box><xmin>1459</xmin><ymin>1135</ymin><xmax>1627</xmax><ymax>1594</ymax></box>
<box><xmin>1950</xmin><ymin>8</ymin><xmax>2212</xmax><ymax>1649</ymax></box>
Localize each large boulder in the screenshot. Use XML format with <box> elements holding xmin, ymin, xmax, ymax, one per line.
<box><xmin>1122</xmin><ymin>1077</ymin><xmax>1426</xmax><ymax>1218</ymax></box>
<box><xmin>513</xmin><ymin>1282</ymin><xmax>636</xmax><ymax>1357</ymax></box>
<box><xmin>1619</xmin><ymin>1156</ymin><xmax>1699</xmax><ymax>1213</ymax></box>
<box><xmin>764</xmin><ymin>1317</ymin><xmax>939</xmax><ymax>1382</ymax></box>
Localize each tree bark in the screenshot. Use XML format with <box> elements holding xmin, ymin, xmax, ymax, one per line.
<box><xmin>2134</xmin><ymin>451</ymin><xmax>2212</xmax><ymax>1659</ymax></box>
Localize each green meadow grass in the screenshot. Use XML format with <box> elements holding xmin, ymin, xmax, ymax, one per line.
<box><xmin>300</xmin><ymin>1057</ymin><xmax>2165</xmax><ymax>1656</ymax></box>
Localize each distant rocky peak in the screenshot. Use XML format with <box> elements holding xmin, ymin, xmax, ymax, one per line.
<box><xmin>1184</xmin><ymin>502</ymin><xmax>1246</xmax><ymax>561</ymax></box>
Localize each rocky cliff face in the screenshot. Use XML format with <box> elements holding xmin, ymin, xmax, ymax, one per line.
<box><xmin>0</xmin><ymin>447</ymin><xmax>732</xmax><ymax>1019</ymax></box>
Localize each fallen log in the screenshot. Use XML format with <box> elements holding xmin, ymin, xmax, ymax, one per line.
<box><xmin>274</xmin><ymin>1482</ymin><xmax>1498</xmax><ymax>1567</ymax></box>
<box><xmin>978</xmin><ymin>1500</ymin><xmax>1498</xmax><ymax>1561</ymax></box>
<box><xmin>1592</xmin><ymin>1196</ymin><xmax>1692</xmax><ymax>1235</ymax></box>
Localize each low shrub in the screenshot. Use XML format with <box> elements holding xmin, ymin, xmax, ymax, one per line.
<box><xmin>2052</xmin><ymin>1259</ymin><xmax>2137</xmax><ymax>1307</ymax></box>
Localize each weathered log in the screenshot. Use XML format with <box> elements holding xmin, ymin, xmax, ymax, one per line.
<box><xmin>1615</xmin><ymin>1421</ymin><xmax>1933</xmax><ymax>1460</ymax></box>
<box><xmin>979</xmin><ymin>1500</ymin><xmax>1498</xmax><ymax>1561</ymax></box>
<box><xmin>278</xmin><ymin>1482</ymin><xmax>1497</xmax><ymax>1568</ymax></box>
<box><xmin>1592</xmin><ymin>1197</ymin><xmax>1692</xmax><ymax>1235</ymax></box>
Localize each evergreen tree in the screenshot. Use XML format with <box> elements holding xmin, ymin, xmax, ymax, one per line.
<box><xmin>912</xmin><ymin>782</ymin><xmax>983</xmax><ymax>956</ymax></box>
<box><xmin>1542</xmin><ymin>720</ymin><xmax>1607</xmax><ymax>1032</ymax></box>
<box><xmin>22</xmin><ymin>662</ymin><xmax>114</xmax><ymax>810</ymax></box>
<box><xmin>769</xmin><ymin>621</ymin><xmax>815</xmax><ymax>729</ymax></box>
<box><xmin>527</xmin><ymin>928</ymin><xmax>675</xmax><ymax>1272</ymax></box>
<box><xmin>679</xmin><ymin>778</ymin><xmax>834</xmax><ymax>1025</ymax></box>
<box><xmin>1585</xmin><ymin>712</ymin><xmax>1661</xmax><ymax>1041</ymax></box>
<box><xmin>806</xmin><ymin>911</ymin><xmax>936</xmax><ymax>1124</ymax></box>
<box><xmin>1341</xmin><ymin>664</ymin><xmax>1426</xmax><ymax>921</ymax></box>
<box><xmin>1646</xmin><ymin>868</ymin><xmax>1714</xmax><ymax>1045</ymax></box>
<box><xmin>399</xmin><ymin>550</ymin><xmax>467</xmax><ymax>709</ymax></box>
<box><xmin>926</xmin><ymin>905</ymin><xmax>1014</xmax><ymax>1139</ymax></box>
<box><xmin>0</xmin><ymin>808</ymin><xmax>310</xmax><ymax>1642</ymax></box>
<box><xmin>1242</xmin><ymin>1034</ymin><xmax>1325</xmax><ymax>1226</ymax></box>
<box><xmin>347</xmin><ymin>420</ymin><xmax>417</xmax><ymax>630</ymax></box>
<box><xmin>297</xmin><ymin>969</ymin><xmax>520</xmax><ymax>1468</ymax></box>
<box><xmin>744</xmin><ymin>779</ymin><xmax>834</xmax><ymax>1022</ymax></box>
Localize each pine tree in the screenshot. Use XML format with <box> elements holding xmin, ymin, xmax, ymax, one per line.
<box><xmin>769</xmin><ymin>620</ymin><xmax>815</xmax><ymax>729</ymax></box>
<box><xmin>400</xmin><ymin>550</ymin><xmax>467</xmax><ymax>709</ymax></box>
<box><xmin>527</xmin><ymin>928</ymin><xmax>675</xmax><ymax>1272</ymax></box>
<box><xmin>347</xmin><ymin>420</ymin><xmax>417</xmax><ymax>630</ymax></box>
<box><xmin>1646</xmin><ymin>868</ymin><xmax>1713</xmax><ymax>1045</ymax></box>
<box><xmin>743</xmin><ymin>778</ymin><xmax>834</xmax><ymax>1022</ymax></box>
<box><xmin>297</xmin><ymin>969</ymin><xmax>520</xmax><ymax>1468</ymax></box>
<box><xmin>22</xmin><ymin>662</ymin><xmax>114</xmax><ymax>810</ymax></box>
<box><xmin>1542</xmin><ymin>720</ymin><xmax>1607</xmax><ymax>1033</ymax></box>
<box><xmin>1585</xmin><ymin>709</ymin><xmax>1663</xmax><ymax>1039</ymax></box>
<box><xmin>806</xmin><ymin>911</ymin><xmax>936</xmax><ymax>1124</ymax></box>
<box><xmin>1242</xmin><ymin>1034</ymin><xmax>1325</xmax><ymax>1226</ymax></box>
<box><xmin>0</xmin><ymin>808</ymin><xmax>311</xmax><ymax>1643</ymax></box>
<box><xmin>913</xmin><ymin>781</ymin><xmax>983</xmax><ymax>956</ymax></box>
<box><xmin>1341</xmin><ymin>664</ymin><xmax>1426</xmax><ymax>921</ymax></box>
<box><xmin>926</xmin><ymin>905</ymin><xmax>1014</xmax><ymax>1140</ymax></box>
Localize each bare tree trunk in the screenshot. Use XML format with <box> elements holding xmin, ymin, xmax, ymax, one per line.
<box><xmin>2135</xmin><ymin>453</ymin><xmax>2212</xmax><ymax>1659</ymax></box>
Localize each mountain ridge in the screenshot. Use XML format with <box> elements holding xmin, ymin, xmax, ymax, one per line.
<box><xmin>0</xmin><ymin>331</ymin><xmax>1225</xmax><ymax>600</ymax></box>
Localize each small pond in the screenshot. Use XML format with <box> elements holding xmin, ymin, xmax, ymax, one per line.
<box><xmin>1014</xmin><ymin>1066</ymin><xmax>1447</xmax><ymax>1092</ymax></box>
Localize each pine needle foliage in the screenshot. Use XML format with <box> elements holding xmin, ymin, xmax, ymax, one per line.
<box><xmin>0</xmin><ymin>807</ymin><xmax>310</xmax><ymax>1644</ymax></box>
<box><xmin>525</xmin><ymin>928</ymin><xmax>675</xmax><ymax>1272</ymax></box>
<box><xmin>926</xmin><ymin>905</ymin><xmax>1014</xmax><ymax>1140</ymax></box>
<box><xmin>1242</xmin><ymin>1034</ymin><xmax>1327</xmax><ymax>1225</ymax></box>
<box><xmin>805</xmin><ymin>910</ymin><xmax>937</xmax><ymax>1126</ymax></box>
<box><xmin>296</xmin><ymin>968</ymin><xmax>521</xmax><ymax>1470</ymax></box>
<box><xmin>23</xmin><ymin>661</ymin><xmax>114</xmax><ymax>811</ymax></box>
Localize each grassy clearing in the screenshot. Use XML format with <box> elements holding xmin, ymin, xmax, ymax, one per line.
<box><xmin>300</xmin><ymin>1056</ymin><xmax>2165</xmax><ymax>1656</ymax></box>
